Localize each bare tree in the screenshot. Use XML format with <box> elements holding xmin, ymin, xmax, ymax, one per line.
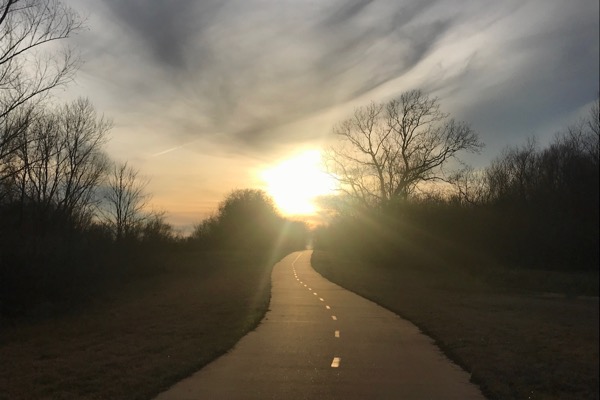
<box><xmin>140</xmin><ymin>211</ymin><xmax>174</xmax><ymax>244</ymax></box>
<box><xmin>7</xmin><ymin>98</ymin><xmax>110</xmax><ymax>227</ymax></box>
<box><xmin>589</xmin><ymin>97</ymin><xmax>599</xmax><ymax>138</ymax></box>
<box><xmin>102</xmin><ymin>162</ymin><xmax>150</xmax><ymax>242</ymax></box>
<box><xmin>325</xmin><ymin>90</ymin><xmax>483</xmax><ymax>206</ymax></box>
<box><xmin>0</xmin><ymin>0</ymin><xmax>82</xmax><ymax>177</ymax></box>
<box><xmin>0</xmin><ymin>104</ymin><xmax>35</xmax><ymax>182</ymax></box>
<box><xmin>586</xmin><ymin>97</ymin><xmax>599</xmax><ymax>164</ymax></box>
<box><xmin>56</xmin><ymin>98</ymin><xmax>111</xmax><ymax>220</ymax></box>
<box><xmin>448</xmin><ymin>165</ymin><xmax>488</xmax><ymax>205</ymax></box>
<box><xmin>485</xmin><ymin>138</ymin><xmax>538</xmax><ymax>205</ymax></box>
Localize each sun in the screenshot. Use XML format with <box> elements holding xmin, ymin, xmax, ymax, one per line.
<box><xmin>261</xmin><ymin>150</ymin><xmax>337</xmax><ymax>216</ymax></box>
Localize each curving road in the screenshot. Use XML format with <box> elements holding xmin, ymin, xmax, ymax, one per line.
<box><xmin>154</xmin><ymin>250</ymin><xmax>486</xmax><ymax>399</ymax></box>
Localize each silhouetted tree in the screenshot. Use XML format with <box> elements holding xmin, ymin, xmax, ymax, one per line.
<box><xmin>140</xmin><ymin>212</ymin><xmax>175</xmax><ymax>245</ymax></box>
<box><xmin>191</xmin><ymin>214</ymin><xmax>218</xmax><ymax>248</ymax></box>
<box><xmin>0</xmin><ymin>0</ymin><xmax>82</xmax><ymax>176</ymax></box>
<box><xmin>101</xmin><ymin>162</ymin><xmax>149</xmax><ymax>242</ymax></box>
<box><xmin>191</xmin><ymin>189</ymin><xmax>310</xmax><ymax>253</ymax></box>
<box><xmin>485</xmin><ymin>138</ymin><xmax>539</xmax><ymax>206</ymax></box>
<box><xmin>2</xmin><ymin>98</ymin><xmax>110</xmax><ymax>231</ymax></box>
<box><xmin>213</xmin><ymin>189</ymin><xmax>282</xmax><ymax>250</ymax></box>
<box><xmin>447</xmin><ymin>165</ymin><xmax>488</xmax><ymax>205</ymax></box>
<box><xmin>325</xmin><ymin>90</ymin><xmax>482</xmax><ymax>206</ymax></box>
<box><xmin>0</xmin><ymin>104</ymin><xmax>36</xmax><ymax>189</ymax></box>
<box><xmin>589</xmin><ymin>97</ymin><xmax>599</xmax><ymax>138</ymax></box>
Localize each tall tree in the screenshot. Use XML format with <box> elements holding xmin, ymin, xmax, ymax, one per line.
<box><xmin>8</xmin><ymin>98</ymin><xmax>110</xmax><ymax>228</ymax></box>
<box><xmin>193</xmin><ymin>189</ymin><xmax>285</xmax><ymax>251</ymax></box>
<box><xmin>101</xmin><ymin>162</ymin><xmax>149</xmax><ymax>242</ymax></box>
<box><xmin>325</xmin><ymin>90</ymin><xmax>483</xmax><ymax>206</ymax></box>
<box><xmin>0</xmin><ymin>0</ymin><xmax>82</xmax><ymax>180</ymax></box>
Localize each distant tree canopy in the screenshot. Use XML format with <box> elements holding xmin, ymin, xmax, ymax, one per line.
<box><xmin>192</xmin><ymin>189</ymin><xmax>307</xmax><ymax>253</ymax></box>
<box><xmin>325</xmin><ymin>90</ymin><xmax>483</xmax><ymax>207</ymax></box>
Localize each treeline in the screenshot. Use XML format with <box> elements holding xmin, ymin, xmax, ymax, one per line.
<box><xmin>0</xmin><ymin>1</ymin><xmax>307</xmax><ymax>318</ymax></box>
<box><xmin>0</xmin><ymin>97</ymin><xmax>176</xmax><ymax>317</ymax></box>
<box><xmin>316</xmin><ymin>100</ymin><xmax>599</xmax><ymax>275</ymax></box>
<box><xmin>454</xmin><ymin>109</ymin><xmax>598</xmax><ymax>270</ymax></box>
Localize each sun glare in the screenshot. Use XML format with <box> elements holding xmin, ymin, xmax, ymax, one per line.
<box><xmin>261</xmin><ymin>150</ymin><xmax>337</xmax><ymax>216</ymax></box>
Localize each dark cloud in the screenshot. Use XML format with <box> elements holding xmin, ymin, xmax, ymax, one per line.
<box><xmin>100</xmin><ymin>0</ymin><xmax>223</xmax><ymax>68</ymax></box>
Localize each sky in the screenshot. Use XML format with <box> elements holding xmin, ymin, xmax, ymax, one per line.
<box><xmin>64</xmin><ymin>0</ymin><xmax>599</xmax><ymax>232</ymax></box>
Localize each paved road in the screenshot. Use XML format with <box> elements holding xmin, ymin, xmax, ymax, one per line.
<box><xmin>154</xmin><ymin>250</ymin><xmax>486</xmax><ymax>399</ymax></box>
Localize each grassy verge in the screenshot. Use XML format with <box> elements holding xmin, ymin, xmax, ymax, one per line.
<box><xmin>311</xmin><ymin>250</ymin><xmax>599</xmax><ymax>400</ymax></box>
<box><xmin>0</xmin><ymin>251</ymin><xmax>276</xmax><ymax>400</ymax></box>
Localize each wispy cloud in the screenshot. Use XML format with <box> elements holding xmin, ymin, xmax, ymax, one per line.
<box><xmin>73</xmin><ymin>0</ymin><xmax>598</xmax><ymax>157</ymax></box>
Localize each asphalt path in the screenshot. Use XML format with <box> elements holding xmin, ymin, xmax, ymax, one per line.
<box><xmin>154</xmin><ymin>250</ymin><xmax>486</xmax><ymax>399</ymax></box>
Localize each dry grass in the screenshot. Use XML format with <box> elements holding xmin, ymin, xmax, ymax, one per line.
<box><xmin>311</xmin><ymin>251</ymin><xmax>599</xmax><ymax>400</ymax></box>
<box><xmin>0</xmin><ymin>251</ymin><xmax>274</xmax><ymax>400</ymax></box>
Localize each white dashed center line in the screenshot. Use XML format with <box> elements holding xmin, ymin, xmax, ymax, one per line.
<box><xmin>292</xmin><ymin>253</ymin><xmax>346</xmax><ymax>371</ymax></box>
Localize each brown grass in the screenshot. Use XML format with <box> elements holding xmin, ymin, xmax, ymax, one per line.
<box><xmin>311</xmin><ymin>250</ymin><xmax>599</xmax><ymax>400</ymax></box>
<box><xmin>0</xmin><ymin>251</ymin><xmax>274</xmax><ymax>400</ymax></box>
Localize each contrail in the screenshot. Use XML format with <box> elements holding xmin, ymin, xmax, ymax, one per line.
<box><xmin>150</xmin><ymin>146</ymin><xmax>183</xmax><ymax>157</ymax></box>
<box><xmin>150</xmin><ymin>139</ymin><xmax>200</xmax><ymax>157</ymax></box>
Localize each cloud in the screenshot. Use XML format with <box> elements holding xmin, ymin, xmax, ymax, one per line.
<box><xmin>430</xmin><ymin>0</ymin><xmax>600</xmax><ymax>152</ymax></box>
<box><xmin>99</xmin><ymin>0</ymin><xmax>222</xmax><ymax>69</ymax></box>
<box><xmin>71</xmin><ymin>0</ymin><xmax>598</xmax><ymax>160</ymax></box>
